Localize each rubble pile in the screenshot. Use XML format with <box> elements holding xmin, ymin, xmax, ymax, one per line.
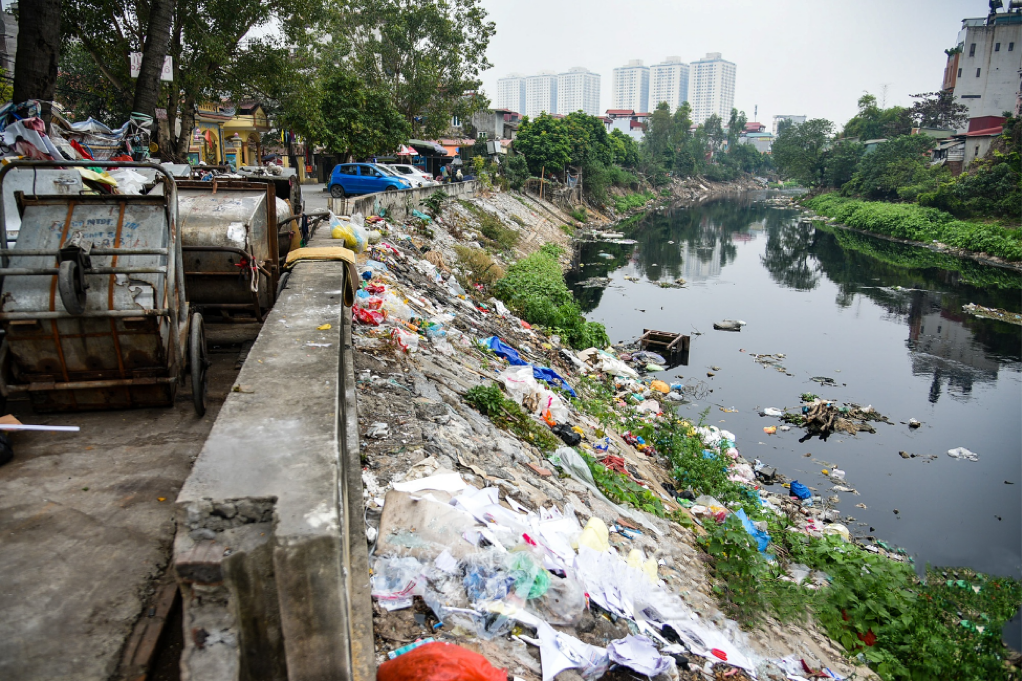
<box><xmin>342</xmin><ymin>214</ymin><xmax>881</xmax><ymax>681</ymax></box>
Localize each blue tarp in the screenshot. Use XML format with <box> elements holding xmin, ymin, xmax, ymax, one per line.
<box><xmin>483</xmin><ymin>336</ymin><xmax>576</xmax><ymax>397</ymax></box>
<box><xmin>789</xmin><ymin>480</ymin><xmax>812</xmax><ymax>500</ymax></box>
<box><xmin>735</xmin><ymin>508</ymin><xmax>771</xmax><ymax>553</ymax></box>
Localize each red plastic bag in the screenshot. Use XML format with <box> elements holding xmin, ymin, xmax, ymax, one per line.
<box><xmin>377</xmin><ymin>642</ymin><xmax>506</xmax><ymax>681</ymax></box>
<box><xmin>353</xmin><ymin>305</ymin><xmax>386</xmax><ymax>326</ymax></box>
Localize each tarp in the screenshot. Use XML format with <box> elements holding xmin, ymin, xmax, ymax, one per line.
<box><xmin>734</xmin><ymin>508</ymin><xmax>770</xmax><ymax>553</ymax></box>
<box><xmin>483</xmin><ymin>336</ymin><xmax>576</xmax><ymax>396</ymax></box>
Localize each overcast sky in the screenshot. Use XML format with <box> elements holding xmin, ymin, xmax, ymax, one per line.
<box><xmin>477</xmin><ymin>0</ymin><xmax>987</xmax><ymax>128</ymax></box>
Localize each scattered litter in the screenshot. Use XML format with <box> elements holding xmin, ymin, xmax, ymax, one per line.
<box><xmin>947</xmin><ymin>447</ymin><xmax>979</xmax><ymax>462</ymax></box>
<box><xmin>366</xmin><ymin>422</ymin><xmax>390</xmax><ymax>439</ymax></box>
<box><xmin>713</xmin><ymin>319</ymin><xmax>746</xmax><ymax>332</ymax></box>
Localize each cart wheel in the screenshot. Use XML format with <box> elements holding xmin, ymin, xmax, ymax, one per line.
<box><xmin>329</xmin><ymin>184</ymin><xmax>345</xmax><ymax>198</ymax></box>
<box><xmin>275</xmin><ymin>271</ymin><xmax>291</xmax><ymax>300</ymax></box>
<box><xmin>0</xmin><ymin>433</ymin><xmax>12</xmax><ymax>467</ymax></box>
<box><xmin>58</xmin><ymin>260</ymin><xmax>87</xmax><ymax>315</ymax></box>
<box><xmin>190</xmin><ymin>313</ymin><xmax>209</xmax><ymax>417</ymax></box>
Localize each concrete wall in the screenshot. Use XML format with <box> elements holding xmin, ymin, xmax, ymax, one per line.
<box><xmin>329</xmin><ymin>180</ymin><xmax>481</xmax><ymax>219</ymax></box>
<box><xmin>173</xmin><ymin>242</ymin><xmax>373</xmax><ymax>681</ymax></box>
<box><xmin>954</xmin><ymin>18</ymin><xmax>1022</xmax><ymax>128</ymax></box>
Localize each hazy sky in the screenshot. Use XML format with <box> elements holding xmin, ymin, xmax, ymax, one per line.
<box><xmin>477</xmin><ymin>0</ymin><xmax>987</xmax><ymax>128</ymax></box>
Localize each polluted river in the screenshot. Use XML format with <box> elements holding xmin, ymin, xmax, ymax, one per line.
<box><xmin>567</xmin><ymin>192</ymin><xmax>1022</xmax><ymax>645</ymax></box>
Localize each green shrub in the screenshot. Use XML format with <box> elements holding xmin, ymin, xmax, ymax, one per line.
<box><xmin>465</xmin><ymin>383</ymin><xmax>561</xmax><ymax>452</ymax></box>
<box><xmin>805</xmin><ymin>195</ymin><xmax>1022</xmax><ymax>261</ymax></box>
<box><xmin>492</xmin><ymin>244</ymin><xmax>609</xmax><ymax>349</ymax></box>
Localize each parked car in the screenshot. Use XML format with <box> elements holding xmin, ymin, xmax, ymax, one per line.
<box><xmin>385</xmin><ymin>163</ymin><xmax>438</xmax><ymax>187</ymax></box>
<box><xmin>377</xmin><ymin>164</ymin><xmax>433</xmax><ymax>189</ymax></box>
<box><xmin>328</xmin><ymin>163</ymin><xmax>411</xmax><ymax>197</ymax></box>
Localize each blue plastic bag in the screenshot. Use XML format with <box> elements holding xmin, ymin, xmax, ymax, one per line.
<box><xmin>789</xmin><ymin>480</ymin><xmax>812</xmax><ymax>500</ymax></box>
<box><xmin>484</xmin><ymin>337</ymin><xmax>576</xmax><ymax>396</ymax></box>
<box><xmin>734</xmin><ymin>508</ymin><xmax>771</xmax><ymax>553</ymax></box>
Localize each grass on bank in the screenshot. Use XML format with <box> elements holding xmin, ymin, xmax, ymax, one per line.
<box><xmin>805</xmin><ymin>194</ymin><xmax>1022</xmax><ymax>262</ymax></box>
<box><xmin>614</xmin><ymin>190</ymin><xmax>655</xmax><ymax>213</ymax></box>
<box><xmin>491</xmin><ymin>244</ymin><xmax>609</xmax><ymax>350</ymax></box>
<box><xmin>564</xmin><ymin>377</ymin><xmax>1022</xmax><ymax>681</ymax></box>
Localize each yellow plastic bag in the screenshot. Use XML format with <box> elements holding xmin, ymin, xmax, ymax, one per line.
<box><xmin>650</xmin><ymin>380</ymin><xmax>670</xmax><ymax>394</ymax></box>
<box><xmin>330</xmin><ymin>214</ymin><xmax>367</xmax><ymax>253</ymax></box>
<box><xmin>576</xmin><ymin>517</ymin><xmax>609</xmax><ymax>552</ymax></box>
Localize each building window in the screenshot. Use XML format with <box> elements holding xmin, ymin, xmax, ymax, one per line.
<box><xmin>958</xmin><ymin>68</ymin><xmax>962</xmax><ymax>77</ymax></box>
<box><xmin>1010</xmin><ymin>42</ymin><xmax>1015</xmax><ymax>51</ymax></box>
<box><xmin>977</xmin><ymin>68</ymin><xmax>981</xmax><ymax>77</ymax></box>
<box><xmin>969</xmin><ymin>43</ymin><xmax>976</xmax><ymax>56</ymax></box>
<box><xmin>995</xmin><ymin>43</ymin><xmax>1001</xmax><ymax>51</ymax></box>
<box><xmin>975</xmin><ymin>146</ymin><xmax>980</xmax><ymax>155</ymax></box>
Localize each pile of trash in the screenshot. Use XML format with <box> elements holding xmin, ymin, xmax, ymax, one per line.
<box><xmin>339</xmin><ymin>215</ymin><xmax>879</xmax><ymax>681</ymax></box>
<box><xmin>780</xmin><ymin>399</ymin><xmax>890</xmax><ymax>442</ymax></box>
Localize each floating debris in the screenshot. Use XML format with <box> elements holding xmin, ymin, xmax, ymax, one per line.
<box><xmin>962</xmin><ymin>303</ymin><xmax>1022</xmax><ymax>326</ymax></box>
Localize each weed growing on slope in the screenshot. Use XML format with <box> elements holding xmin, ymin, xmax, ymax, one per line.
<box><xmin>465</xmin><ymin>383</ymin><xmax>560</xmax><ymax>452</ymax></box>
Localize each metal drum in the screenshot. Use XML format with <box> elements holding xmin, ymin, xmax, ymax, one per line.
<box><xmin>176</xmin><ymin>181</ymin><xmax>283</xmax><ymax>320</ymax></box>
<box><xmin>0</xmin><ymin>160</ymin><xmax>208</xmax><ymax>415</ymax></box>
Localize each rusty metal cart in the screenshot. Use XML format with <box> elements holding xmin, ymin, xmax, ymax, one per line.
<box><xmin>0</xmin><ymin>160</ymin><xmax>209</xmax><ymax>416</ymax></box>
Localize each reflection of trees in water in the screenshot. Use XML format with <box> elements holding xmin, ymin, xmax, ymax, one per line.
<box><xmin>809</xmin><ymin>230</ymin><xmax>1021</xmax><ymax>402</ymax></box>
<box><xmin>760</xmin><ymin>213</ymin><xmax>821</xmax><ymax>291</ymax></box>
<box><xmin>631</xmin><ymin>200</ymin><xmax>774</xmax><ymax>281</ymax></box>
<box><xmin>566</xmin><ymin>240</ymin><xmax>637</xmax><ymax>313</ymax></box>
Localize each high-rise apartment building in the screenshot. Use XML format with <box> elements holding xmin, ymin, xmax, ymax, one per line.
<box><xmin>612</xmin><ymin>60</ymin><xmax>650</xmax><ymax>113</ymax></box>
<box><xmin>496</xmin><ymin>73</ymin><xmax>527</xmax><ymax>114</ymax></box>
<box><xmin>690</xmin><ymin>53</ymin><xmax>736</xmax><ymax>125</ymax></box>
<box><xmin>557</xmin><ymin>67</ymin><xmax>601</xmax><ymax>116</ymax></box>
<box><xmin>524</xmin><ymin>72</ymin><xmax>558</xmax><ymax>119</ymax></box>
<box><xmin>649</xmin><ymin>57</ymin><xmax>690</xmax><ymax>112</ymax></box>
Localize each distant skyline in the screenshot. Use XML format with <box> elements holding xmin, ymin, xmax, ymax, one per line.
<box><xmin>477</xmin><ymin>0</ymin><xmax>989</xmax><ymax>129</ymax></box>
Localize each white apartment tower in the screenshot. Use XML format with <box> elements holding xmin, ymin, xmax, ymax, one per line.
<box><xmin>690</xmin><ymin>53</ymin><xmax>737</xmax><ymax>125</ymax></box>
<box><xmin>612</xmin><ymin>60</ymin><xmax>650</xmax><ymax>113</ymax></box>
<box><xmin>557</xmin><ymin>67</ymin><xmax>601</xmax><ymax>116</ymax></box>
<box><xmin>524</xmin><ymin>72</ymin><xmax>558</xmax><ymax>118</ymax></box>
<box><xmin>945</xmin><ymin>13</ymin><xmax>1022</xmax><ymax>130</ymax></box>
<box><xmin>649</xmin><ymin>57</ymin><xmax>690</xmax><ymax>112</ymax></box>
<box><xmin>496</xmin><ymin>73</ymin><xmax>527</xmax><ymax>114</ymax></box>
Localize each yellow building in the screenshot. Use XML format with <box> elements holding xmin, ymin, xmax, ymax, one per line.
<box><xmin>188</xmin><ymin>101</ymin><xmax>271</xmax><ymax>168</ymax></box>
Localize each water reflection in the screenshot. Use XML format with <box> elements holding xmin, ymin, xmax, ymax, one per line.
<box><xmin>570</xmin><ymin>196</ymin><xmax>1022</xmax><ymax>406</ymax></box>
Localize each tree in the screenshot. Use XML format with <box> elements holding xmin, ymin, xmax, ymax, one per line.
<box><xmin>61</xmin><ymin>0</ymin><xmax>325</xmax><ymax>160</ymax></box>
<box><xmin>645</xmin><ymin>102</ymin><xmax>674</xmax><ymax>166</ymax></box>
<box><xmin>504</xmin><ymin>153</ymin><xmax>529</xmax><ymax>190</ymax></box>
<box><xmin>909</xmin><ymin>91</ymin><xmax>970</xmax><ymax>131</ymax></box>
<box><xmin>842</xmin><ymin>93</ymin><xmax>911</xmax><ymax>140</ymax></box>
<box><xmin>608</xmin><ymin>129</ymin><xmax>639</xmax><ymax>167</ymax></box>
<box><xmin>703</xmin><ymin>114</ymin><xmax>727</xmax><ymax>155</ymax></box>
<box><xmin>726</xmin><ymin>108</ymin><xmax>747</xmax><ymax>148</ymax></box>
<box><xmin>317</xmin><ymin>70</ymin><xmax>410</xmax><ymax>160</ymax></box>
<box><xmin>513</xmin><ymin>113</ymin><xmax>571</xmax><ymax>176</ymax></box>
<box><xmin>13</xmin><ymin>0</ymin><xmax>62</xmax><ymax>123</ymax></box>
<box><xmin>820</xmin><ymin>139</ymin><xmax>864</xmax><ymax>189</ymax></box>
<box><xmin>772</xmin><ymin>118</ymin><xmax>834</xmax><ymax>186</ymax></box>
<box><xmin>562</xmin><ymin>111</ymin><xmax>612</xmax><ymax>168</ymax></box>
<box><xmin>329</xmin><ymin>0</ymin><xmax>495</xmax><ymax>138</ymax></box>
<box><xmin>844</xmin><ymin>135</ymin><xmax>934</xmax><ymax>200</ymax></box>
<box><xmin>132</xmin><ymin>0</ymin><xmax>176</xmax><ymax>121</ymax></box>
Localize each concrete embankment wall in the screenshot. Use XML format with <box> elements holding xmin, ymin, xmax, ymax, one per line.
<box><xmin>172</xmin><ymin>239</ymin><xmax>373</xmax><ymax>681</ymax></box>
<box><xmin>330</xmin><ymin>180</ymin><xmax>480</xmax><ymax>219</ymax></box>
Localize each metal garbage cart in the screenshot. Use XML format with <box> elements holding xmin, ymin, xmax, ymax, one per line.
<box><xmin>0</xmin><ymin>160</ymin><xmax>209</xmax><ymax>415</ymax></box>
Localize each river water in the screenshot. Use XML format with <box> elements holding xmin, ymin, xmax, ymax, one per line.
<box><xmin>567</xmin><ymin>193</ymin><xmax>1022</xmax><ymax>645</ymax></box>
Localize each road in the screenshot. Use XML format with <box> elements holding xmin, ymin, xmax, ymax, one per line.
<box><xmin>0</xmin><ymin>326</ymin><xmax>249</xmax><ymax>681</ymax></box>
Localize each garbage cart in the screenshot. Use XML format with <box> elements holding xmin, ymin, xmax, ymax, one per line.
<box><xmin>0</xmin><ymin>160</ymin><xmax>209</xmax><ymax>415</ymax></box>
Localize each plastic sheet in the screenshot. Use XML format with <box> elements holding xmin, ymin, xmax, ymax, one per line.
<box><xmin>330</xmin><ymin>213</ymin><xmax>368</xmax><ymax>252</ymax></box>
<box><xmin>377</xmin><ymin>641</ymin><xmax>507</xmax><ymax>681</ymax></box>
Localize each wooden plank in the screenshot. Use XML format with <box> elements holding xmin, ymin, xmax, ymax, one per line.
<box><xmin>114</xmin><ymin>571</ymin><xmax>180</xmax><ymax>681</ymax></box>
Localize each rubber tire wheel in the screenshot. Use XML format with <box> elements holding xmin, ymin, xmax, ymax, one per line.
<box><xmin>275</xmin><ymin>271</ymin><xmax>291</xmax><ymax>301</ymax></box>
<box><xmin>190</xmin><ymin>313</ymin><xmax>209</xmax><ymax>417</ymax></box>
<box><xmin>329</xmin><ymin>184</ymin><xmax>345</xmax><ymax>198</ymax></box>
<box><xmin>0</xmin><ymin>433</ymin><xmax>12</xmax><ymax>467</ymax></box>
<box><xmin>58</xmin><ymin>260</ymin><xmax>87</xmax><ymax>315</ymax></box>
<box><xmin>385</xmin><ymin>186</ymin><xmax>398</xmax><ymax>193</ymax></box>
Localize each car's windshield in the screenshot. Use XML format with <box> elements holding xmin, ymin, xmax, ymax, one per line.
<box><xmin>376</xmin><ymin>165</ymin><xmax>399</xmax><ymax>176</ymax></box>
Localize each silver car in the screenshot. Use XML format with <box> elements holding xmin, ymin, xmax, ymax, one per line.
<box><xmin>383</xmin><ymin>164</ymin><xmax>438</xmax><ymax>187</ymax></box>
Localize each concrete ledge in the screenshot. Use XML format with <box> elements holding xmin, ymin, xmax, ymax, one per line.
<box><xmin>329</xmin><ymin>180</ymin><xmax>480</xmax><ymax>218</ymax></box>
<box><xmin>174</xmin><ymin>253</ymin><xmax>373</xmax><ymax>681</ymax></box>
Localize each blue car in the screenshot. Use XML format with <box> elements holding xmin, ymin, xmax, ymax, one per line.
<box><xmin>328</xmin><ymin>163</ymin><xmax>411</xmax><ymax>197</ymax></box>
